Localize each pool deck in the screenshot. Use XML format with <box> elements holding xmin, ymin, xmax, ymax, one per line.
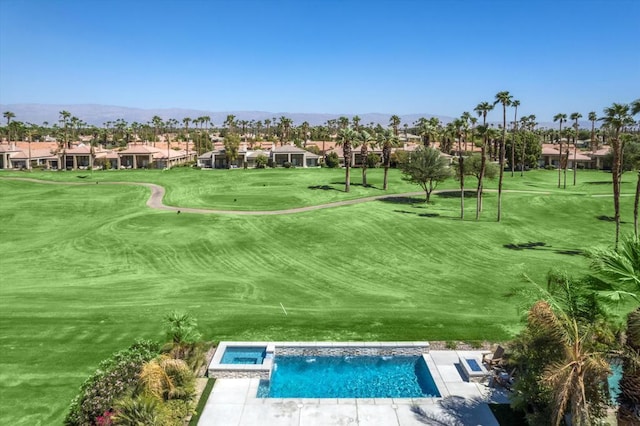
<box><xmin>198</xmin><ymin>350</ymin><xmax>510</xmax><ymax>426</ymax></box>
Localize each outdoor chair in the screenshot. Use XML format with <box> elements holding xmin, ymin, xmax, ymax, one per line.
<box><xmin>491</xmin><ymin>367</ymin><xmax>516</xmax><ymax>391</ymax></box>
<box><xmin>482</xmin><ymin>345</ymin><xmax>505</xmax><ymax>368</ymax></box>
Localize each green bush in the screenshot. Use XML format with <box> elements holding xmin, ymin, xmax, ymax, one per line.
<box><xmin>366</xmin><ymin>152</ymin><xmax>380</xmax><ymax>168</ymax></box>
<box><xmin>255</xmin><ymin>154</ymin><xmax>268</xmax><ymax>169</ymax></box>
<box><xmin>283</xmin><ymin>161</ymin><xmax>292</xmax><ymax>168</ymax></box>
<box><xmin>325</xmin><ymin>152</ymin><xmax>340</xmax><ymax>168</ymax></box>
<box><xmin>64</xmin><ymin>340</ymin><xmax>160</xmax><ymax>426</ymax></box>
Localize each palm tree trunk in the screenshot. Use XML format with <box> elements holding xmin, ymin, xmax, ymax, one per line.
<box><xmin>558</xmin><ymin>138</ymin><xmax>563</xmax><ymax>188</ymax></box>
<box><xmin>497</xmin><ymin>106</ymin><xmax>506</xmax><ymax>222</ymax></box>
<box><xmin>520</xmin><ymin>134</ymin><xmax>526</xmax><ymax>177</ymax></box>
<box><xmin>613</xmin><ymin>136</ymin><xmax>622</xmax><ymax>248</ymax></box>
<box><xmin>345</xmin><ymin>164</ymin><xmax>351</xmax><ymax>192</ymax></box>
<box><xmin>362</xmin><ymin>145</ymin><xmax>368</xmax><ymax>186</ymax></box>
<box><xmin>460</xmin><ymin>156</ymin><xmax>465</xmax><ymax>219</ymax></box>
<box><xmin>383</xmin><ymin>166</ymin><xmax>389</xmax><ymax>190</ymax></box>
<box><xmin>635</xmin><ymin>171</ymin><xmax>640</xmax><ymax>241</ymax></box>
<box><xmin>477</xmin><ymin>139</ymin><xmax>486</xmax><ymax>220</ymax></box>
<box><xmin>573</xmin><ymin>142</ymin><xmax>577</xmax><ymax>185</ymax></box>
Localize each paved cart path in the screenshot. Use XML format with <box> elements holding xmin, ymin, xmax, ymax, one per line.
<box><xmin>4</xmin><ymin>176</ymin><xmax>619</xmax><ymax>216</ymax></box>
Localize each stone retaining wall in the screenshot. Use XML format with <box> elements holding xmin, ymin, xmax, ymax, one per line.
<box><xmin>209</xmin><ymin>369</ymin><xmax>270</xmax><ymax>379</ymax></box>
<box><xmin>275</xmin><ymin>342</ymin><xmax>429</xmax><ymax>356</ymax></box>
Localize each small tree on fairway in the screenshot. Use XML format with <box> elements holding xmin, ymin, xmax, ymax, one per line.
<box><xmin>398</xmin><ymin>147</ymin><xmax>451</xmax><ymax>203</ymax></box>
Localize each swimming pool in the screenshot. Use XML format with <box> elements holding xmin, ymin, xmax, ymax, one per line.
<box><xmin>220</xmin><ymin>346</ymin><xmax>267</xmax><ymax>365</ymax></box>
<box><xmin>257</xmin><ymin>355</ymin><xmax>441</xmax><ymax>398</ymax></box>
<box><xmin>609</xmin><ymin>362</ymin><xmax>622</xmax><ymax>404</ymax></box>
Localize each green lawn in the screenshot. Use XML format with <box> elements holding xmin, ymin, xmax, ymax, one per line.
<box><xmin>0</xmin><ymin>168</ymin><xmax>636</xmax><ymax>424</ymax></box>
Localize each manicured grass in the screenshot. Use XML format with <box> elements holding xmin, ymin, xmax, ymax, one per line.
<box><xmin>0</xmin><ymin>169</ymin><xmax>636</xmax><ymax>424</ymax></box>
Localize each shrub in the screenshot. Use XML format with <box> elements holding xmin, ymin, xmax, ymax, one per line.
<box><xmin>255</xmin><ymin>154</ymin><xmax>268</xmax><ymax>169</ymax></box>
<box><xmin>445</xmin><ymin>341</ymin><xmax>458</xmax><ymax>350</ymax></box>
<box><xmin>283</xmin><ymin>161</ymin><xmax>292</xmax><ymax>168</ymax></box>
<box><xmin>366</xmin><ymin>152</ymin><xmax>380</xmax><ymax>168</ymax></box>
<box><xmin>325</xmin><ymin>152</ymin><xmax>340</xmax><ymax>168</ymax></box>
<box><xmin>64</xmin><ymin>340</ymin><xmax>160</xmax><ymax>426</ymax></box>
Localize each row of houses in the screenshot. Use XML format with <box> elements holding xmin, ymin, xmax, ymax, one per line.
<box><xmin>0</xmin><ymin>143</ymin><xmax>196</xmax><ymax>170</ymax></box>
<box><xmin>538</xmin><ymin>144</ymin><xmax>611</xmax><ymax>169</ymax></box>
<box><xmin>0</xmin><ymin>140</ymin><xmax>615</xmax><ymax>171</ymax></box>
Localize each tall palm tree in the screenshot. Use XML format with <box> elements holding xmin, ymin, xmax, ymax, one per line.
<box><xmin>553</xmin><ymin>113</ymin><xmax>567</xmax><ymax>188</ymax></box>
<box><xmin>453</xmin><ymin>118</ymin><xmax>466</xmax><ymax>219</ymax></box>
<box><xmin>570</xmin><ymin>112</ymin><xmax>582</xmax><ymax>186</ymax></box>
<box><xmin>389</xmin><ymin>115</ymin><xmax>401</xmax><ymax>137</ymax></box>
<box><xmin>336</xmin><ymin>127</ymin><xmax>357</xmax><ymax>192</ymax></box>
<box><xmin>601</xmin><ymin>103</ymin><xmax>633</xmax><ymax>247</ymax></box>
<box><xmin>588</xmin><ymin>111</ymin><xmax>598</xmax><ymax>152</ymax></box>
<box><xmin>3</xmin><ymin>111</ymin><xmax>15</xmax><ymax>143</ymax></box>
<box><xmin>357</xmin><ymin>130</ymin><xmax>374</xmax><ymax>186</ymax></box>
<box><xmin>378</xmin><ymin>129</ymin><xmax>399</xmax><ymax>190</ymax></box>
<box><xmin>474</xmin><ymin>101</ymin><xmax>494</xmax><ymax>219</ymax></box>
<box><xmin>511</xmin><ymin>100</ymin><xmax>520</xmax><ymax>176</ymax></box>
<box><xmin>352</xmin><ymin>115</ymin><xmax>361</xmax><ymax>130</ymax></box>
<box><xmin>494</xmin><ymin>91</ymin><xmax>513</xmax><ymax>222</ymax></box>
<box><xmin>460</xmin><ymin>111</ymin><xmax>472</xmax><ymax>152</ymax></box>
<box><xmin>279</xmin><ymin>116</ymin><xmax>292</xmax><ymax>145</ymax></box>
<box><xmin>182</xmin><ymin>117</ymin><xmax>191</xmax><ymax>159</ymax></box>
<box><xmin>201</xmin><ymin>115</ymin><xmax>211</xmax><ymax>153</ymax></box>
<box><xmin>152</xmin><ymin>115</ymin><xmax>162</xmax><ymax>147</ymax></box>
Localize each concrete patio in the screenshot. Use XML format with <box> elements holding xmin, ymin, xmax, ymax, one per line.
<box><xmin>198</xmin><ymin>350</ymin><xmax>511</xmax><ymax>425</ymax></box>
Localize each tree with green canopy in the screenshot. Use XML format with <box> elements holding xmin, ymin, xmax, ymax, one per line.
<box><xmin>397</xmin><ymin>146</ymin><xmax>451</xmax><ymax>203</ymax></box>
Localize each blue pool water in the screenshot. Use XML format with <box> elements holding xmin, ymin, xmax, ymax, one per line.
<box><xmin>609</xmin><ymin>362</ymin><xmax>622</xmax><ymax>404</ymax></box>
<box><xmin>220</xmin><ymin>346</ymin><xmax>266</xmax><ymax>364</ymax></box>
<box><xmin>466</xmin><ymin>359</ymin><xmax>482</xmax><ymax>372</ymax></box>
<box><xmin>257</xmin><ymin>355</ymin><xmax>441</xmax><ymax>398</ymax></box>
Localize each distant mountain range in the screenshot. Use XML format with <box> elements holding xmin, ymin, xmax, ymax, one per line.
<box><xmin>0</xmin><ymin>103</ymin><xmax>590</xmax><ymax>129</ymax></box>
<box><xmin>0</xmin><ymin>103</ymin><xmax>456</xmax><ymax>128</ymax></box>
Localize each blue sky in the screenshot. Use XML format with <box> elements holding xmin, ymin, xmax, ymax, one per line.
<box><xmin>0</xmin><ymin>0</ymin><xmax>638</xmax><ymax>121</ymax></box>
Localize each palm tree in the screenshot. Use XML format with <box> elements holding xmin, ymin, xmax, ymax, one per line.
<box><xmin>389</xmin><ymin>115</ymin><xmax>401</xmax><ymax>136</ymax></box>
<box><xmin>201</xmin><ymin>115</ymin><xmax>211</xmax><ymax>153</ymax></box>
<box><xmin>336</xmin><ymin>127</ymin><xmax>357</xmax><ymax>192</ymax></box>
<box><xmin>618</xmin><ymin>308</ymin><xmax>640</xmax><ymax>425</ymax></box>
<box><xmin>460</xmin><ymin>111</ymin><xmax>472</xmax><ymax>152</ymax></box>
<box><xmin>279</xmin><ymin>116</ymin><xmax>292</xmax><ymax>145</ymax></box>
<box><xmin>357</xmin><ymin>130</ymin><xmax>374</xmax><ymax>186</ymax></box>
<box><xmin>530</xmin><ymin>300</ymin><xmax>610</xmax><ymax>426</ymax></box>
<box><xmin>3</xmin><ymin>111</ymin><xmax>15</xmax><ymax>143</ymax></box>
<box><xmin>494</xmin><ymin>91</ymin><xmax>513</xmax><ymax>222</ymax></box>
<box><xmin>378</xmin><ymin>129</ymin><xmax>399</xmax><ymax>190</ymax></box>
<box><xmin>352</xmin><ymin>115</ymin><xmax>361</xmax><ymax>130</ymax></box>
<box><xmin>588</xmin><ymin>111</ymin><xmax>598</xmax><ymax>152</ymax></box>
<box><xmin>139</xmin><ymin>355</ymin><xmax>194</xmax><ymax>401</ymax></box>
<box><xmin>182</xmin><ymin>117</ymin><xmax>191</xmax><ymax>159</ymax></box>
<box><xmin>570</xmin><ymin>112</ymin><xmax>582</xmax><ymax>186</ymax></box>
<box><xmin>453</xmin><ymin>118</ymin><xmax>466</xmax><ymax>219</ymax></box>
<box><xmin>511</xmin><ymin>100</ymin><xmax>520</xmax><ymax>177</ymax></box>
<box><xmin>474</xmin><ymin>101</ymin><xmax>494</xmax><ymax>219</ymax></box>
<box><xmin>152</xmin><ymin>115</ymin><xmax>162</xmax><ymax>146</ymax></box>
<box><xmin>553</xmin><ymin>113</ymin><xmax>567</xmax><ymax>188</ymax></box>
<box><xmin>601</xmin><ymin>103</ymin><xmax>633</xmax><ymax>247</ymax></box>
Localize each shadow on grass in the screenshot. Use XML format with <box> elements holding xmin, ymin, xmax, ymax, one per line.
<box><xmin>379</xmin><ymin>196</ymin><xmax>425</xmax><ymax>204</ymax></box>
<box><xmin>503</xmin><ymin>241</ymin><xmax>583</xmax><ymax>256</ymax></box>
<box><xmin>329</xmin><ymin>181</ymin><xmax>378</xmax><ymax>189</ymax></box>
<box><xmin>586</xmin><ymin>180</ymin><xmax>613</xmax><ymax>185</ymax></box>
<box><xmin>393</xmin><ymin>210</ymin><xmax>440</xmax><ymax>218</ymax></box>
<box><xmin>597</xmin><ymin>215</ymin><xmax>628</xmax><ymax>224</ymax></box>
<box><xmin>308</xmin><ymin>185</ymin><xmax>339</xmax><ymax>191</ymax></box>
<box><xmin>436</xmin><ymin>190</ymin><xmax>478</xmax><ymax>199</ymax></box>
